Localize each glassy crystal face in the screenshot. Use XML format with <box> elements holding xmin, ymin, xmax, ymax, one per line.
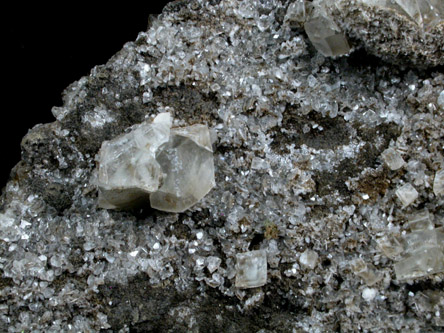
<box><xmin>351</xmin><ymin>259</ymin><xmax>382</xmax><ymax>286</ymax></box>
<box><xmin>395</xmin><ymin>183</ymin><xmax>418</xmax><ymax>207</ymax></box>
<box><xmin>95</xmin><ymin>113</ymin><xmax>215</xmax><ymax>212</ymax></box>
<box><xmin>285</xmin><ymin>0</ymin><xmax>306</xmax><ymax>23</ymax></box>
<box><xmin>96</xmin><ymin>113</ymin><xmax>172</xmax><ymax>209</ymax></box>
<box><xmin>304</xmin><ymin>16</ymin><xmax>350</xmax><ymax>57</ymax></box>
<box><xmin>235</xmin><ymin>250</ymin><xmax>267</xmax><ymax>289</ymax></box>
<box><xmin>381</xmin><ymin>148</ymin><xmax>405</xmax><ymax>170</ymax></box>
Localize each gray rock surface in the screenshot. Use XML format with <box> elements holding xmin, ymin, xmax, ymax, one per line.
<box><xmin>1</xmin><ymin>0</ymin><xmax>444</xmax><ymax>331</ymax></box>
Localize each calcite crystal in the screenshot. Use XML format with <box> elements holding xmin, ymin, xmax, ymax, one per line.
<box><xmin>96</xmin><ymin>113</ymin><xmax>215</xmax><ymax>212</ymax></box>
<box><xmin>393</xmin><ymin>0</ymin><xmax>444</xmax><ymax>28</ymax></box>
<box><xmin>235</xmin><ymin>250</ymin><xmax>267</xmax><ymax>289</ymax></box>
<box><xmin>395</xmin><ymin>183</ymin><xmax>418</xmax><ymax>207</ymax></box>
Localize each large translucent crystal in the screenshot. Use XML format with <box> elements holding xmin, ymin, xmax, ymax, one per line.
<box><xmin>95</xmin><ymin>113</ymin><xmax>215</xmax><ymax>212</ymax></box>
<box><xmin>97</xmin><ymin>113</ymin><xmax>172</xmax><ymax>209</ymax></box>
<box><xmin>406</xmin><ymin>209</ymin><xmax>434</xmax><ymax>231</ymax></box>
<box><xmin>394</xmin><ymin>0</ymin><xmax>444</xmax><ymax>28</ymax></box>
<box><xmin>235</xmin><ymin>250</ymin><xmax>267</xmax><ymax>289</ymax></box>
<box><xmin>304</xmin><ymin>15</ymin><xmax>350</xmax><ymax>57</ymax></box>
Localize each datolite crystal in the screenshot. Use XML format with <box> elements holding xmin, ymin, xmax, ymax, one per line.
<box><xmin>95</xmin><ymin>113</ymin><xmax>215</xmax><ymax>212</ymax></box>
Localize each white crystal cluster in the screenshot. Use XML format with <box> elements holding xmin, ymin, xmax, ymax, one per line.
<box><xmin>96</xmin><ymin>112</ymin><xmax>215</xmax><ymax>212</ymax></box>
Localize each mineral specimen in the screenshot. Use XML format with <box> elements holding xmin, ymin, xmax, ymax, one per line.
<box><xmin>235</xmin><ymin>250</ymin><xmax>267</xmax><ymax>289</ymax></box>
<box><xmin>96</xmin><ymin>112</ymin><xmax>215</xmax><ymax>212</ymax></box>
<box><xmin>3</xmin><ymin>0</ymin><xmax>444</xmax><ymax>331</ymax></box>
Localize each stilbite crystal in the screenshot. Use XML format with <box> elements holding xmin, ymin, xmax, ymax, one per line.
<box><xmin>95</xmin><ymin>113</ymin><xmax>215</xmax><ymax>212</ymax></box>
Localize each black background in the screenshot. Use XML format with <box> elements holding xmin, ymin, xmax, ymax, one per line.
<box><xmin>3</xmin><ymin>2</ymin><xmax>174</xmax><ymax>188</ymax></box>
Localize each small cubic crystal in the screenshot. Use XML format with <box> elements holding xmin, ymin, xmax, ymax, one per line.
<box><xmin>396</xmin><ymin>183</ymin><xmax>418</xmax><ymax>208</ymax></box>
<box><xmin>299</xmin><ymin>249</ymin><xmax>319</xmax><ymax>269</ymax></box>
<box><xmin>434</xmin><ymin>170</ymin><xmax>444</xmax><ymax>196</ymax></box>
<box><xmin>235</xmin><ymin>250</ymin><xmax>267</xmax><ymax>289</ymax></box>
<box><xmin>381</xmin><ymin>148</ymin><xmax>405</xmax><ymax>170</ymax></box>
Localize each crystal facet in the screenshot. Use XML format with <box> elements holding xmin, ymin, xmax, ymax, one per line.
<box><xmin>299</xmin><ymin>249</ymin><xmax>319</xmax><ymax>269</ymax></box>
